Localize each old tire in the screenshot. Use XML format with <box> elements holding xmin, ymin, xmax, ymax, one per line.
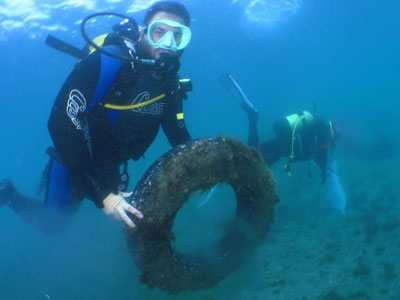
<box><xmin>127</xmin><ymin>136</ymin><xmax>279</xmax><ymax>294</ymax></box>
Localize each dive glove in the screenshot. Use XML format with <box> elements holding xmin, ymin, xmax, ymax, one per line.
<box><xmin>102</xmin><ymin>192</ymin><xmax>143</xmax><ymax>229</ymax></box>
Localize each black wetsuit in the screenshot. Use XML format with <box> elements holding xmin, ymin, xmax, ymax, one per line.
<box><xmin>1</xmin><ymin>45</ymin><xmax>191</xmax><ymax>233</ymax></box>
<box><xmin>48</xmin><ymin>45</ymin><xmax>191</xmax><ymax>207</ymax></box>
<box><xmin>249</xmin><ymin>115</ymin><xmax>331</xmax><ymax>181</ymax></box>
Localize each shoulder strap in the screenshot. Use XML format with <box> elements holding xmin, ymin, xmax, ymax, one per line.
<box><xmin>87</xmin><ymin>45</ymin><xmax>125</xmax><ymax>113</ymax></box>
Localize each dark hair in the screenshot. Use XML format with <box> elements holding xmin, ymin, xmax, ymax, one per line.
<box><xmin>144</xmin><ymin>1</ymin><xmax>191</xmax><ymax>26</ymax></box>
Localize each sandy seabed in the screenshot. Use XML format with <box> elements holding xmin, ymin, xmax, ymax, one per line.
<box><xmin>163</xmin><ymin>153</ymin><xmax>400</xmax><ymax>300</ymax></box>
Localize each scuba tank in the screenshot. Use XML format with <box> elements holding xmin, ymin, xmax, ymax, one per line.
<box><xmin>46</xmin><ymin>12</ymin><xmax>148</xmax><ymax>64</ymax></box>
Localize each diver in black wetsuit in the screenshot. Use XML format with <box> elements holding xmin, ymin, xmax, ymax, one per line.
<box><xmin>0</xmin><ymin>1</ymin><xmax>194</xmax><ymax>233</ymax></box>
<box><xmin>219</xmin><ymin>74</ymin><xmax>341</xmax><ymax>182</ymax></box>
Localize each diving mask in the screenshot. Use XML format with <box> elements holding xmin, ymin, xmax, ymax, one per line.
<box><xmin>147</xmin><ymin>19</ymin><xmax>191</xmax><ymax>51</ymax></box>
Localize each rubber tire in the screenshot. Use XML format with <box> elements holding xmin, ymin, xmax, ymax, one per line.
<box><xmin>126</xmin><ymin>137</ymin><xmax>279</xmax><ymax>294</ymax></box>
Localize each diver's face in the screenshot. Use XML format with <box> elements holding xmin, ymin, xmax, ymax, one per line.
<box><xmin>139</xmin><ymin>12</ymin><xmax>186</xmax><ymax>60</ymax></box>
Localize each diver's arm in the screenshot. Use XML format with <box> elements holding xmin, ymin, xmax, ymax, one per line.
<box><xmin>313</xmin><ymin>122</ymin><xmax>331</xmax><ymax>183</ymax></box>
<box><xmin>48</xmin><ymin>51</ymin><xmax>101</xmax><ymax>176</ymax></box>
<box><xmin>48</xmin><ymin>51</ymin><xmax>121</xmax><ymax>206</ymax></box>
<box><xmin>161</xmin><ymin>95</ymin><xmax>191</xmax><ymax>146</ymax></box>
<box><xmin>48</xmin><ymin>50</ymin><xmax>142</xmax><ymax>228</ymax></box>
<box><xmin>88</xmin><ymin>164</ymin><xmax>143</xmax><ymax>229</ymax></box>
<box><xmin>314</xmin><ymin>146</ymin><xmax>328</xmax><ymax>183</ymax></box>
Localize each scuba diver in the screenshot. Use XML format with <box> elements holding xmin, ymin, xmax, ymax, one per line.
<box><xmin>0</xmin><ymin>1</ymin><xmax>194</xmax><ymax>233</ymax></box>
<box><xmin>219</xmin><ymin>74</ymin><xmax>341</xmax><ymax>182</ymax></box>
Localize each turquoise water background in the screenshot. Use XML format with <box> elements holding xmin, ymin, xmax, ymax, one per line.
<box><xmin>0</xmin><ymin>0</ymin><xmax>399</xmax><ymax>299</ymax></box>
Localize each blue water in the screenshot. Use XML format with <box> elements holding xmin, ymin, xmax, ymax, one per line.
<box><xmin>1</xmin><ymin>0</ymin><xmax>399</xmax><ymax>299</ymax></box>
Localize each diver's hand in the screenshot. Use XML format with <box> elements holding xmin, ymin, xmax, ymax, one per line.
<box><xmin>102</xmin><ymin>192</ymin><xmax>143</xmax><ymax>229</ymax></box>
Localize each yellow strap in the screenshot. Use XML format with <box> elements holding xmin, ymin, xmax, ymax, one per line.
<box><xmin>176</xmin><ymin>113</ymin><xmax>184</xmax><ymax>120</ymax></box>
<box><xmin>289</xmin><ymin>115</ymin><xmax>305</xmax><ymax>159</ymax></box>
<box><xmin>88</xmin><ymin>34</ymin><xmax>108</xmax><ymax>55</ymax></box>
<box><xmin>329</xmin><ymin>121</ymin><xmax>334</xmax><ymax>140</ymax></box>
<box><xmin>102</xmin><ymin>94</ymin><xmax>166</xmax><ymax>110</ymax></box>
